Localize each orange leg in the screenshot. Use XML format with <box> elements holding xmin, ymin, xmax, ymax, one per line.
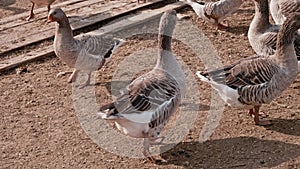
<box><xmin>253</xmin><ymin>106</ymin><xmax>272</xmax><ymax>126</ymax></box>
<box><xmin>68</xmin><ymin>69</ymin><xmax>79</xmax><ymax>83</ymax></box>
<box><xmin>248</xmin><ymin>108</ymin><xmax>254</xmax><ymax>117</ymax></box>
<box><xmin>217</xmin><ymin>23</ymin><xmax>228</xmax><ymax>30</ymax></box>
<box><xmin>47</xmin><ymin>5</ymin><xmax>51</xmax><ymax>13</ymax></box>
<box><xmin>249</xmin><ymin>107</ymin><xmax>266</xmax><ymax>117</ymax></box>
<box><xmin>142</xmin><ymin>138</ymin><xmax>158</xmax><ymax>163</ymax></box>
<box><xmin>26</xmin><ymin>2</ymin><xmax>35</xmax><ymax>21</ymax></box>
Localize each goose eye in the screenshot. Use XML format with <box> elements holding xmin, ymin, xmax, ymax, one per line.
<box><xmin>53</xmin><ymin>12</ymin><xmax>57</xmax><ymax>15</ymax></box>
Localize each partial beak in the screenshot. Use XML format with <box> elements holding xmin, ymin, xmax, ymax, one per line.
<box><xmin>47</xmin><ymin>15</ymin><xmax>53</xmax><ymax>23</ymax></box>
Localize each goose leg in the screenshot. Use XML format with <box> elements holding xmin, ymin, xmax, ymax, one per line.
<box><xmin>248</xmin><ymin>108</ymin><xmax>267</xmax><ymax>118</ymax></box>
<box><xmin>249</xmin><ymin>108</ymin><xmax>254</xmax><ymax>117</ymax></box>
<box><xmin>142</xmin><ymin>138</ymin><xmax>158</xmax><ymax>163</ymax></box>
<box><xmin>68</xmin><ymin>69</ymin><xmax>79</xmax><ymax>83</ymax></box>
<box><xmin>56</xmin><ymin>71</ymin><xmax>73</xmax><ymax>78</ymax></box>
<box><xmin>211</xmin><ymin>18</ymin><xmax>227</xmax><ymax>30</ymax></box>
<box><xmin>149</xmin><ymin>136</ymin><xmax>165</xmax><ymax>145</ymax></box>
<box><xmin>47</xmin><ymin>5</ymin><xmax>51</xmax><ymax>13</ymax></box>
<box><xmin>217</xmin><ymin>23</ymin><xmax>228</xmax><ymax>30</ymax></box>
<box><xmin>78</xmin><ymin>71</ymin><xmax>91</xmax><ymax>89</ymax></box>
<box><xmin>26</xmin><ymin>2</ymin><xmax>35</xmax><ymax>21</ymax></box>
<box><xmin>253</xmin><ymin>106</ymin><xmax>271</xmax><ymax>126</ymax></box>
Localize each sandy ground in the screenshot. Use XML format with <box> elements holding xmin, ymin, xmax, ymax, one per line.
<box><xmin>1</xmin><ymin>0</ymin><xmax>300</xmax><ymax>169</ymax></box>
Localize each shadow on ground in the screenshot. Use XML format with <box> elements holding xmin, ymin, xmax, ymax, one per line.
<box><xmin>159</xmin><ymin>136</ymin><xmax>300</xmax><ymax>168</ymax></box>
<box><xmin>0</xmin><ymin>0</ymin><xmax>26</xmax><ymax>15</ymax></box>
<box><xmin>265</xmin><ymin>118</ymin><xmax>300</xmax><ymax>136</ymax></box>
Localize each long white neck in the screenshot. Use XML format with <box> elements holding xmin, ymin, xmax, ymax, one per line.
<box><xmin>249</xmin><ymin>0</ymin><xmax>271</xmax><ymax>33</ymax></box>
<box><xmin>155</xmin><ymin>13</ymin><xmax>176</xmax><ymax>69</ymax></box>
<box><xmin>155</xmin><ymin>12</ymin><xmax>186</xmax><ymax>94</ymax></box>
<box><xmin>54</xmin><ymin>16</ymin><xmax>75</xmax><ymax>48</ymax></box>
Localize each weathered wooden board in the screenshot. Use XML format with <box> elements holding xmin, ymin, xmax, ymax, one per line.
<box><xmin>0</xmin><ymin>0</ymin><xmax>84</xmax><ymax>26</ymax></box>
<box><xmin>0</xmin><ymin>46</ymin><xmax>54</xmax><ymax>72</ymax></box>
<box><xmin>0</xmin><ymin>2</ymin><xmax>187</xmax><ymax>72</ymax></box>
<box><xmin>0</xmin><ymin>0</ymin><xmax>164</xmax><ymax>56</ymax></box>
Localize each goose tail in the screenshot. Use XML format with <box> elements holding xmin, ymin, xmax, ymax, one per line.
<box><xmin>180</xmin><ymin>0</ymin><xmax>206</xmax><ymax>18</ymax></box>
<box><xmin>97</xmin><ymin>102</ymin><xmax>122</xmax><ymax>120</ymax></box>
<box><xmin>103</xmin><ymin>38</ymin><xmax>125</xmax><ymax>59</ymax></box>
<box><xmin>196</xmin><ymin>71</ymin><xmax>211</xmax><ymax>83</ymax></box>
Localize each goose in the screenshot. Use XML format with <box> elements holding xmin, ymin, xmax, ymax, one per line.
<box><xmin>196</xmin><ymin>12</ymin><xmax>300</xmax><ymax>126</ymax></box>
<box><xmin>248</xmin><ymin>0</ymin><xmax>300</xmax><ymax>67</ymax></box>
<box><xmin>179</xmin><ymin>0</ymin><xmax>244</xmax><ymax>30</ymax></box>
<box><xmin>98</xmin><ymin>10</ymin><xmax>185</xmax><ymax>162</ymax></box>
<box><xmin>27</xmin><ymin>0</ymin><xmax>56</xmax><ymax>21</ymax></box>
<box><xmin>270</xmin><ymin>0</ymin><xmax>300</xmax><ymax>25</ymax></box>
<box><xmin>47</xmin><ymin>8</ymin><xmax>124</xmax><ymax>88</ymax></box>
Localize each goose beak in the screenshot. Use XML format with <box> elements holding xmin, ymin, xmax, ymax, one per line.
<box><xmin>47</xmin><ymin>15</ymin><xmax>53</xmax><ymax>23</ymax></box>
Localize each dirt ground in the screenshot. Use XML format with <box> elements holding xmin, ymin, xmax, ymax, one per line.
<box><xmin>1</xmin><ymin>0</ymin><xmax>300</xmax><ymax>169</ymax></box>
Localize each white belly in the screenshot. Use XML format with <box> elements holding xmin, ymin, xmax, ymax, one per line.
<box><xmin>114</xmin><ymin>120</ymin><xmax>150</xmax><ymax>138</ymax></box>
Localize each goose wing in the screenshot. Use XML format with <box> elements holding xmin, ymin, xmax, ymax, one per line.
<box><xmin>260</xmin><ymin>31</ymin><xmax>278</xmax><ymax>54</ymax></box>
<box><xmin>279</xmin><ymin>0</ymin><xmax>300</xmax><ymax>16</ymax></box>
<box><xmin>201</xmin><ymin>57</ymin><xmax>280</xmax><ymax>105</ymax></box>
<box><xmin>99</xmin><ymin>69</ymin><xmax>180</xmax><ymax>126</ymax></box>
<box><xmin>260</xmin><ymin>29</ymin><xmax>300</xmax><ymax>57</ymax></box>
<box><xmin>295</xmin><ymin>34</ymin><xmax>300</xmax><ymax>57</ymax></box>
<box><xmin>76</xmin><ymin>34</ymin><xmax>121</xmax><ymax>59</ymax></box>
<box><xmin>261</xmin><ymin>30</ymin><xmax>300</xmax><ymax>56</ymax></box>
<box><xmin>204</xmin><ymin>0</ymin><xmax>243</xmax><ymax>19</ymax></box>
<box><xmin>201</xmin><ymin>56</ymin><xmax>276</xmax><ymax>88</ymax></box>
<box><xmin>74</xmin><ymin>34</ymin><xmax>122</xmax><ymax>70</ymax></box>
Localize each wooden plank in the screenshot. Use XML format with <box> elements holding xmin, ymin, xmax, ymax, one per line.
<box><xmin>0</xmin><ymin>1</ymin><xmax>128</xmax><ymax>55</ymax></box>
<box><xmin>0</xmin><ymin>46</ymin><xmax>54</xmax><ymax>72</ymax></box>
<box><xmin>0</xmin><ymin>0</ymin><xmax>85</xmax><ymax>26</ymax></box>
<box><xmin>0</xmin><ymin>0</ymin><xmax>164</xmax><ymax>56</ymax></box>
<box><xmin>0</xmin><ymin>0</ymin><xmax>122</xmax><ymax>33</ymax></box>
<box><xmin>95</xmin><ymin>2</ymin><xmax>187</xmax><ymax>35</ymax></box>
<box><xmin>0</xmin><ymin>2</ymin><xmax>186</xmax><ymax>72</ymax></box>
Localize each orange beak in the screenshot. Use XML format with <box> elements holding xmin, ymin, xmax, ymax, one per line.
<box><xmin>47</xmin><ymin>15</ymin><xmax>53</xmax><ymax>23</ymax></box>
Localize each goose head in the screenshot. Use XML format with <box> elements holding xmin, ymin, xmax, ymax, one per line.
<box><xmin>158</xmin><ymin>9</ymin><xmax>177</xmax><ymax>38</ymax></box>
<box><xmin>252</xmin><ymin>0</ymin><xmax>268</xmax><ymax>11</ymax></box>
<box><xmin>47</xmin><ymin>8</ymin><xmax>67</xmax><ymax>23</ymax></box>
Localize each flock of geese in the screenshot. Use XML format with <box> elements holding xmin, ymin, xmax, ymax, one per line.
<box><xmin>26</xmin><ymin>0</ymin><xmax>300</xmax><ymax>163</ymax></box>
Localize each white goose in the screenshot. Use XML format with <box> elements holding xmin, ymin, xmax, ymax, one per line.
<box><xmin>98</xmin><ymin>10</ymin><xmax>185</xmax><ymax>162</ymax></box>
<box><xmin>27</xmin><ymin>0</ymin><xmax>56</xmax><ymax>21</ymax></box>
<box><xmin>248</xmin><ymin>0</ymin><xmax>300</xmax><ymax>67</ymax></box>
<box><xmin>197</xmin><ymin>12</ymin><xmax>300</xmax><ymax>126</ymax></box>
<box><xmin>179</xmin><ymin>0</ymin><xmax>244</xmax><ymax>30</ymax></box>
<box><xmin>48</xmin><ymin>8</ymin><xmax>124</xmax><ymax>88</ymax></box>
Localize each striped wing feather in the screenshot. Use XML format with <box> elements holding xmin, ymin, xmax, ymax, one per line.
<box><xmin>279</xmin><ymin>0</ymin><xmax>300</xmax><ymax>16</ymax></box>
<box><xmin>75</xmin><ymin>34</ymin><xmax>117</xmax><ymax>58</ymax></box>
<box><xmin>260</xmin><ymin>31</ymin><xmax>278</xmax><ymax>54</ymax></box>
<box><xmin>201</xmin><ymin>57</ymin><xmax>280</xmax><ymax>104</ymax></box>
<box><xmin>260</xmin><ymin>28</ymin><xmax>300</xmax><ymax>56</ymax></box>
<box><xmin>201</xmin><ymin>55</ymin><xmax>266</xmax><ymax>89</ymax></box>
<box><xmin>99</xmin><ymin>69</ymin><xmax>180</xmax><ymax>127</ymax></box>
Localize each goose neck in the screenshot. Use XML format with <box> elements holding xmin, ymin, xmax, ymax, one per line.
<box><xmin>276</xmin><ymin>21</ymin><xmax>298</xmax><ymax>58</ymax></box>
<box><xmin>55</xmin><ymin>18</ymin><xmax>74</xmax><ymax>41</ymax></box>
<box><xmin>250</xmin><ymin>0</ymin><xmax>271</xmax><ymax>31</ymax></box>
<box><xmin>275</xmin><ymin>18</ymin><xmax>299</xmax><ymax>74</ymax></box>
